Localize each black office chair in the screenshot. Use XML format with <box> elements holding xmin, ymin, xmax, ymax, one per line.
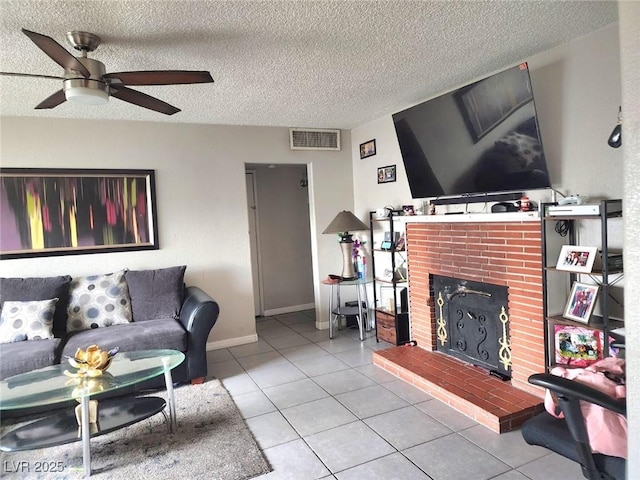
<box><xmin>521</xmin><ymin>344</ymin><xmax>627</xmax><ymax>480</ymax></box>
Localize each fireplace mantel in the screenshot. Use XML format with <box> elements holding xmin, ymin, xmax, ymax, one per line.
<box><xmin>401</xmin><ymin>211</ymin><xmax>540</xmax><ymax>224</ymax></box>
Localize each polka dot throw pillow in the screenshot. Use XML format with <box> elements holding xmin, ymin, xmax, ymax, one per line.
<box><xmin>0</xmin><ymin>298</ymin><xmax>58</xmax><ymax>344</ymax></box>
<box><xmin>67</xmin><ymin>270</ymin><xmax>132</xmax><ymax>332</ymax></box>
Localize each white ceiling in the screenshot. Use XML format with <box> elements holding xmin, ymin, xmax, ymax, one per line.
<box><xmin>0</xmin><ymin>1</ymin><xmax>618</xmax><ymax>129</ymax></box>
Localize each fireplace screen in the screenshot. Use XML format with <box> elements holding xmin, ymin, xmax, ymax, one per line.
<box><xmin>432</xmin><ymin>275</ymin><xmax>511</xmax><ymax>378</ymax></box>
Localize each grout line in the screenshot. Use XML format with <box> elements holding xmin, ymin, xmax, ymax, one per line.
<box><xmin>209</xmin><ymin>313</ymin><xmax>559</xmax><ymax>479</ymax></box>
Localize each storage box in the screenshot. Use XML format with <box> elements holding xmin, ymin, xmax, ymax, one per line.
<box><xmin>376</xmin><ymin>311</ymin><xmax>397</xmax><ymax>344</ymax></box>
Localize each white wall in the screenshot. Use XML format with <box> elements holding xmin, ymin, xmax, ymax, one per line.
<box><xmin>351</xmin><ymin>24</ymin><xmax>623</xmax><ymax>218</ymax></box>
<box><xmin>0</xmin><ymin>118</ymin><xmax>353</xmax><ymax>347</ymax></box>
<box><xmin>620</xmin><ymin>1</ymin><xmax>639</xmax><ymax>475</ymax></box>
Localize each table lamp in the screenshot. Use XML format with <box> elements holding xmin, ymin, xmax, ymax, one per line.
<box><xmin>323</xmin><ymin>210</ymin><xmax>369</xmax><ymax>280</ymax></box>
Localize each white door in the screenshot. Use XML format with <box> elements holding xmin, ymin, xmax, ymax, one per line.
<box><xmin>246</xmin><ymin>171</ymin><xmax>262</xmax><ymax>316</ymax></box>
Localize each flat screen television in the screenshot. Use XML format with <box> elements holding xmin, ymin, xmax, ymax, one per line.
<box><xmin>393</xmin><ymin>62</ymin><xmax>551</xmax><ymax>200</ymax></box>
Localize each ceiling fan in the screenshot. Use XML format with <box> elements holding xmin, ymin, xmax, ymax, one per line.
<box><xmin>0</xmin><ymin>28</ymin><xmax>214</xmax><ymax>115</ymax></box>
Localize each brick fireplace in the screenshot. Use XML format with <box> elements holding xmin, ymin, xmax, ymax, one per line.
<box><xmin>373</xmin><ymin>214</ymin><xmax>546</xmax><ymax>432</ymax></box>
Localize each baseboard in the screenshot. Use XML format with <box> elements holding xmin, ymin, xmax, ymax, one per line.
<box><xmin>262</xmin><ymin>303</ymin><xmax>315</xmax><ymax>317</ymax></box>
<box><xmin>206</xmin><ymin>334</ymin><xmax>258</xmax><ymax>351</ymax></box>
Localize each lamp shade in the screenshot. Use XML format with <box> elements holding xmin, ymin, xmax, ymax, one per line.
<box><xmin>322</xmin><ymin>211</ymin><xmax>368</xmax><ymax>235</ymax></box>
<box><xmin>323</xmin><ymin>210</ymin><xmax>368</xmax><ymax>280</ymax></box>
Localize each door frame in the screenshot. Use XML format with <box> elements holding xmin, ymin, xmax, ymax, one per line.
<box><xmin>246</xmin><ymin>170</ymin><xmax>265</xmax><ymax>316</ymax></box>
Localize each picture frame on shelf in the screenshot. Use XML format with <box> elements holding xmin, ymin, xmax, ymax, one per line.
<box><xmin>563</xmin><ymin>282</ymin><xmax>599</xmax><ymax>323</ymax></box>
<box><xmin>554</xmin><ymin>324</ymin><xmax>611</xmax><ymax>367</ymax></box>
<box><xmin>555</xmin><ymin>245</ymin><xmax>598</xmax><ymax>273</ymax></box>
<box><xmin>402</xmin><ymin>205</ymin><xmax>415</xmax><ymax>215</ymax></box>
<box><xmin>359</xmin><ymin>139</ymin><xmax>376</xmax><ymax>159</ymax></box>
<box><xmin>377</xmin><ymin>165</ymin><xmax>396</xmax><ymax>184</ymax></box>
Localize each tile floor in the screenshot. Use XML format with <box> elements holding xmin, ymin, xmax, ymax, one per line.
<box><xmin>206</xmin><ymin>310</ymin><xmax>583</xmax><ymax>480</ymax></box>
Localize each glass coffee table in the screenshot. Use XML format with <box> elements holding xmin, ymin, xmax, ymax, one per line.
<box><xmin>0</xmin><ymin>349</ymin><xmax>185</xmax><ymax>477</ymax></box>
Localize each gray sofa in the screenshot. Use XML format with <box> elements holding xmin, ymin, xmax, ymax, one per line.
<box><xmin>0</xmin><ymin>267</ymin><xmax>220</xmax><ymax>386</ymax></box>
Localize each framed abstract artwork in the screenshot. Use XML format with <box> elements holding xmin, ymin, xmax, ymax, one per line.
<box><xmin>0</xmin><ymin>168</ymin><xmax>159</xmax><ymax>259</ymax></box>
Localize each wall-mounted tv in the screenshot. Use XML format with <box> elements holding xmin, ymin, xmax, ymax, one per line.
<box><xmin>393</xmin><ymin>63</ymin><xmax>551</xmax><ymax>200</ymax></box>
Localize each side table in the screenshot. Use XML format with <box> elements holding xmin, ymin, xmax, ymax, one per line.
<box><xmin>322</xmin><ymin>276</ymin><xmax>372</xmax><ymax>341</ymax></box>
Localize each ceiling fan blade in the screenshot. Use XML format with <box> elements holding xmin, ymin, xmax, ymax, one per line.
<box><xmin>22</xmin><ymin>28</ymin><xmax>90</xmax><ymax>77</ymax></box>
<box><xmin>104</xmin><ymin>70</ymin><xmax>213</xmax><ymax>86</ymax></box>
<box><xmin>110</xmin><ymin>85</ymin><xmax>180</xmax><ymax>115</ymax></box>
<box><xmin>35</xmin><ymin>89</ymin><xmax>67</xmax><ymax>109</ymax></box>
<box><xmin>0</xmin><ymin>72</ymin><xmax>64</xmax><ymax>81</ymax></box>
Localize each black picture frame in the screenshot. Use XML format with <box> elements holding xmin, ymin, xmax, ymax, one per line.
<box><xmin>360</xmin><ymin>139</ymin><xmax>376</xmax><ymax>159</ymax></box>
<box><xmin>0</xmin><ymin>168</ymin><xmax>159</xmax><ymax>259</ymax></box>
<box><xmin>377</xmin><ymin>165</ymin><xmax>396</xmax><ymax>184</ymax></box>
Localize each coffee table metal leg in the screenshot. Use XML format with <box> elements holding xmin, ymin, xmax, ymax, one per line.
<box><xmin>80</xmin><ymin>391</ymin><xmax>91</xmax><ymax>477</ymax></box>
<box><xmin>162</xmin><ymin>357</ymin><xmax>177</xmax><ymax>432</ymax></box>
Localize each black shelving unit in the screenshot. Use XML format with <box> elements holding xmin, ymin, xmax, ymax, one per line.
<box><xmin>541</xmin><ymin>199</ymin><xmax>624</xmax><ymax>369</ymax></box>
<box><xmin>369</xmin><ymin>210</ymin><xmax>410</xmax><ymax>345</ymax></box>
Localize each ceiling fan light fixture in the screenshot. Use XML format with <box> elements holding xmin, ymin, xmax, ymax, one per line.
<box><xmin>9</xmin><ymin>28</ymin><xmax>215</xmax><ymax>114</ymax></box>
<box><xmin>64</xmin><ymin>78</ymin><xmax>109</xmax><ymax>105</ymax></box>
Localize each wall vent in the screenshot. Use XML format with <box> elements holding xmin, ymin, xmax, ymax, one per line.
<box><xmin>289</xmin><ymin>128</ymin><xmax>341</xmax><ymax>151</ymax></box>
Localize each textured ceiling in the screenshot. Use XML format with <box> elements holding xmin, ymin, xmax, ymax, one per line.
<box><xmin>0</xmin><ymin>1</ymin><xmax>618</xmax><ymax>129</ymax></box>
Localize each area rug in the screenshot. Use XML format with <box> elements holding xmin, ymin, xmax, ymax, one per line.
<box><xmin>0</xmin><ymin>379</ymin><xmax>271</xmax><ymax>479</ymax></box>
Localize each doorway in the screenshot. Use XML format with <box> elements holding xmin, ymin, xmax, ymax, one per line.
<box><xmin>245</xmin><ymin>164</ymin><xmax>315</xmax><ymax>317</ymax></box>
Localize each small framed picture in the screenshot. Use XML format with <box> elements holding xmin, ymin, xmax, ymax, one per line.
<box><xmin>377</xmin><ymin>165</ymin><xmax>396</xmax><ymax>184</ymax></box>
<box><xmin>563</xmin><ymin>282</ymin><xmax>599</xmax><ymax>323</ymax></box>
<box><xmin>555</xmin><ymin>245</ymin><xmax>598</xmax><ymax>273</ymax></box>
<box><xmin>360</xmin><ymin>139</ymin><xmax>376</xmax><ymax>159</ymax></box>
<box><xmin>402</xmin><ymin>205</ymin><xmax>415</xmax><ymax>215</ymax></box>
<box><xmin>554</xmin><ymin>324</ymin><xmax>609</xmax><ymax>367</ymax></box>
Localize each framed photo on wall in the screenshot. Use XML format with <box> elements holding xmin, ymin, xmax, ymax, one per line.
<box><xmin>360</xmin><ymin>139</ymin><xmax>376</xmax><ymax>159</ymax></box>
<box><xmin>555</xmin><ymin>245</ymin><xmax>598</xmax><ymax>273</ymax></box>
<box><xmin>0</xmin><ymin>168</ymin><xmax>159</xmax><ymax>259</ymax></box>
<box><xmin>563</xmin><ymin>282</ymin><xmax>599</xmax><ymax>323</ymax></box>
<box><xmin>377</xmin><ymin>165</ymin><xmax>396</xmax><ymax>184</ymax></box>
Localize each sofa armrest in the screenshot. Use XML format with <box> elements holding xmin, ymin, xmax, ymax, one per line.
<box><xmin>178</xmin><ymin>286</ymin><xmax>220</xmax><ymax>380</ymax></box>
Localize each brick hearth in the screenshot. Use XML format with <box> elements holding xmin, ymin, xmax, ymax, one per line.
<box><xmin>372</xmin><ymin>216</ymin><xmax>546</xmax><ymax>432</ymax></box>
<box><xmin>373</xmin><ymin>347</ymin><xmax>543</xmax><ymax>433</ymax></box>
